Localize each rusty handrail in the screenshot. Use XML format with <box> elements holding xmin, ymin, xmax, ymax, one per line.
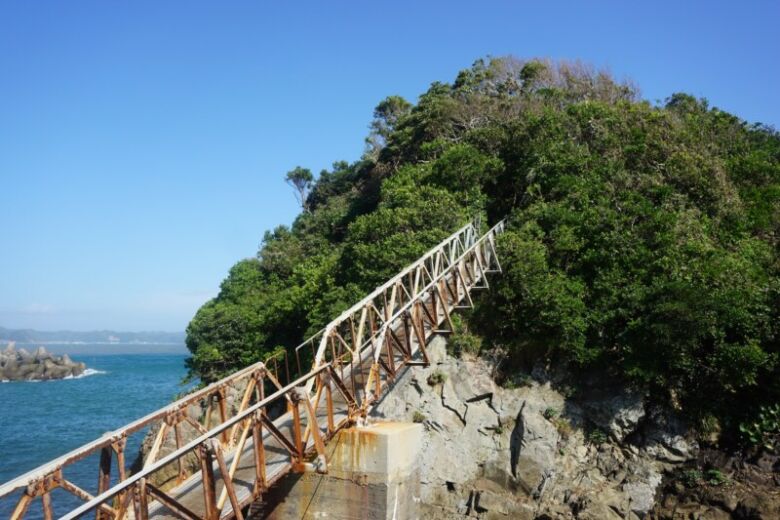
<box><xmin>0</xmin><ymin>360</ymin><xmax>265</xmax><ymax>498</ymax></box>
<box><xmin>58</xmin><ymin>363</ymin><xmax>332</xmax><ymax>520</ymax></box>
<box><xmin>0</xmin><ymin>217</ymin><xmax>506</xmax><ymax>520</ymax></box>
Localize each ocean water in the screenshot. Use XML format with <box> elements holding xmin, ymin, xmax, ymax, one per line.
<box><xmin>0</xmin><ymin>346</ymin><xmax>191</xmax><ymax>519</ymax></box>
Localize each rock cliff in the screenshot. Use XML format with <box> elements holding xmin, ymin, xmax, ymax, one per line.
<box><xmin>370</xmin><ymin>336</ymin><xmax>780</xmax><ymax>519</ymax></box>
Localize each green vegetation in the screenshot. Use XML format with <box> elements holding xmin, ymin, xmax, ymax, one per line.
<box><xmin>680</xmin><ymin>469</ymin><xmax>704</xmax><ymax>488</ymax></box>
<box><xmin>678</xmin><ymin>468</ymin><xmax>729</xmax><ymax>488</ymax></box>
<box><xmin>427</xmin><ymin>371</ymin><xmax>447</xmax><ymax>386</ymax></box>
<box><xmin>587</xmin><ymin>428</ymin><xmax>608</xmax><ymax>445</ymax></box>
<box><xmin>501</xmin><ymin>372</ymin><xmax>533</xmax><ymax>389</ymax></box>
<box><xmin>739</xmin><ymin>403</ymin><xmax>780</xmax><ymax>450</ymax></box>
<box><xmin>186</xmin><ymin>56</ymin><xmax>780</xmax><ymax>443</ymax></box>
<box><xmin>553</xmin><ymin>417</ymin><xmax>573</xmax><ymax>440</ymax></box>
<box><xmin>447</xmin><ymin>315</ymin><xmax>483</xmax><ymax>358</ymax></box>
<box><xmin>705</xmin><ymin>469</ymin><xmax>729</xmax><ymax>486</ymax></box>
<box><xmin>412</xmin><ymin>410</ymin><xmax>426</xmax><ymax>423</ymax></box>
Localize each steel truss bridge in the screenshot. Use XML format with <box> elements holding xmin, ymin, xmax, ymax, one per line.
<box><xmin>0</xmin><ymin>218</ymin><xmax>505</xmax><ymax>520</ymax></box>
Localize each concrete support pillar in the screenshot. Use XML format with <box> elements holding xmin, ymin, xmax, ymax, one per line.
<box><xmin>258</xmin><ymin>422</ymin><xmax>423</xmax><ymax>520</ymax></box>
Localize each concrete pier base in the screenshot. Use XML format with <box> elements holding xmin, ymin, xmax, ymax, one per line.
<box><xmin>254</xmin><ymin>422</ymin><xmax>423</xmax><ymax>519</ymax></box>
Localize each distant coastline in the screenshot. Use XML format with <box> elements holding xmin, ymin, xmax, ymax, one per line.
<box><xmin>1</xmin><ymin>340</ymin><xmax>185</xmax><ymax>346</ymax></box>
<box><xmin>0</xmin><ymin>326</ymin><xmax>185</xmax><ymax>345</ymax></box>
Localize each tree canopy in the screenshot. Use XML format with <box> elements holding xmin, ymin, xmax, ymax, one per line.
<box><xmin>284</xmin><ymin>166</ymin><xmax>314</xmax><ymax>210</ymax></box>
<box><xmin>186</xmin><ymin>57</ymin><xmax>779</xmax><ymax>437</ymax></box>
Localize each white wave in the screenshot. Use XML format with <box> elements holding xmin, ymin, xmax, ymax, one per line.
<box><xmin>64</xmin><ymin>368</ymin><xmax>107</xmax><ymax>379</ymax></box>
<box><xmin>1</xmin><ymin>369</ymin><xmax>107</xmax><ymax>383</ymax></box>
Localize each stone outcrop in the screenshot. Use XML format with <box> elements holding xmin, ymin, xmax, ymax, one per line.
<box><xmin>0</xmin><ymin>344</ymin><xmax>86</xmax><ymax>381</ymax></box>
<box><xmin>370</xmin><ymin>336</ymin><xmax>700</xmax><ymax>519</ymax></box>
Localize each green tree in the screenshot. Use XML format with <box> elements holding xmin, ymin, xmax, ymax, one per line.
<box><xmin>365</xmin><ymin>95</ymin><xmax>412</xmax><ymax>158</ymax></box>
<box><xmin>285</xmin><ymin>166</ymin><xmax>314</xmax><ymax>211</ymax></box>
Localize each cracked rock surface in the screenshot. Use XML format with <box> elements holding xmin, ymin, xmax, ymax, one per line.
<box><xmin>370</xmin><ymin>336</ymin><xmax>695</xmax><ymax>519</ymax></box>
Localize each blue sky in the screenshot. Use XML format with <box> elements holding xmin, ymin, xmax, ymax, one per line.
<box><xmin>1</xmin><ymin>1</ymin><xmax>778</xmax><ymax>332</ymax></box>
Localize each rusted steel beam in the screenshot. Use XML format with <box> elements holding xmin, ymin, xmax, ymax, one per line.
<box><xmin>217</xmin><ymin>387</ymin><xmax>229</xmax><ymax>445</ymax></box>
<box><xmin>199</xmin><ymin>443</ymin><xmax>218</xmax><ymax>520</ymax></box>
<box><xmin>389</xmin><ymin>327</ymin><xmax>410</xmax><ymax>359</ymax></box>
<box><xmin>112</xmin><ymin>438</ymin><xmax>127</xmax><ymax>484</ymax></box>
<box><xmin>383</xmin><ymin>334</ymin><xmax>396</xmax><ymax>376</ymax></box>
<box><xmin>95</xmin><ymin>446</ymin><xmax>112</xmax><ymax>520</ymax></box>
<box><xmin>146</xmin><ymin>484</ymin><xmax>200</xmax><ymax>520</ymax></box>
<box><xmin>113</xmin><ymin>483</ymin><xmax>134</xmax><ymax>520</ymax></box>
<box><xmin>259</xmin><ymin>415</ymin><xmax>299</xmax><ymax>458</ymax></box>
<box><xmin>137</xmin><ymin>478</ymin><xmax>149</xmax><ymax>520</ymax></box>
<box><xmin>41</xmin><ymin>492</ymin><xmax>53</xmax><ymax>520</ymax></box>
<box><xmin>143</xmin><ymin>423</ymin><xmax>169</xmax><ymax>470</ymax></box>
<box><xmin>325</xmin><ymin>383</ymin><xmax>335</xmax><ymax>434</ymax></box>
<box><xmin>10</xmin><ymin>492</ymin><xmax>33</xmax><ymax>520</ymax></box>
<box><xmin>302</xmin><ymin>394</ymin><xmax>327</xmax><ymax>467</ymax></box>
<box><xmin>211</xmin><ymin>439</ymin><xmax>244</xmax><ymax>520</ymax></box>
<box><xmin>327</xmin><ymin>366</ymin><xmax>357</xmax><ymax>409</ymax></box>
<box><xmin>61</xmin><ymin>479</ymin><xmax>118</xmax><ymax>517</ymax></box>
<box><xmin>300</xmin><ymin>384</ymin><xmax>323</xmax><ymax>449</ymax></box>
<box><xmin>435</xmin><ymin>281</ymin><xmax>455</xmax><ymax>332</ymax></box>
<box><xmin>217</xmin><ymin>417</ymin><xmax>252</xmax><ymax>511</ymax></box>
<box><xmin>205</xmin><ymin>393</ymin><xmax>214</xmax><ymax>430</ymax></box>
<box><xmin>173</xmin><ymin>422</ymin><xmax>185</xmax><ymax>483</ymax></box>
<box><xmin>227</xmin><ymin>376</ymin><xmax>257</xmax><ymax>445</ymax></box>
<box><xmin>290</xmin><ymin>399</ymin><xmax>305</xmax><ymax>467</ymax></box>
<box><xmin>251</xmin><ymin>415</ymin><xmax>267</xmax><ymax>496</ymax></box>
<box><xmin>183</xmin><ymin>414</ymin><xmax>208</xmax><ymax>436</ymax></box>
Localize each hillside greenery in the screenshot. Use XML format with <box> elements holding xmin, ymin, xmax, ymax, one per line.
<box><xmin>186</xmin><ymin>57</ymin><xmax>779</xmax><ymax>437</ymax></box>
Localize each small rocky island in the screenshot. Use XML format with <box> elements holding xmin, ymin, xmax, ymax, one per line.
<box><xmin>0</xmin><ymin>344</ymin><xmax>86</xmax><ymax>381</ymax></box>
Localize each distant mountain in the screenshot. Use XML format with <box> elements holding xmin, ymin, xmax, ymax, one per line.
<box><xmin>0</xmin><ymin>326</ymin><xmax>185</xmax><ymax>345</ymax></box>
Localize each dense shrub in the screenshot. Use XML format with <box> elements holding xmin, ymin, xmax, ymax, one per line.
<box><xmin>186</xmin><ymin>57</ymin><xmax>780</xmax><ymax>438</ymax></box>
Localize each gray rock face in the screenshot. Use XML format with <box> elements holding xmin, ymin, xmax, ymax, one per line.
<box><xmin>641</xmin><ymin>406</ymin><xmax>698</xmax><ymax>463</ymax></box>
<box><xmin>369</xmin><ymin>335</ymin><xmax>691</xmax><ymax>519</ymax></box>
<box><xmin>580</xmin><ymin>386</ymin><xmax>646</xmax><ymax>442</ymax></box>
<box><xmin>0</xmin><ymin>344</ymin><xmax>87</xmax><ymax>381</ymax></box>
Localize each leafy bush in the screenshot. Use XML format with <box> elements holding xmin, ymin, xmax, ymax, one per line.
<box><xmin>587</xmin><ymin>428</ymin><xmax>608</xmax><ymax>445</ymax></box>
<box><xmin>739</xmin><ymin>404</ymin><xmax>780</xmax><ymax>451</ymax></box>
<box><xmin>447</xmin><ymin>314</ymin><xmax>483</xmax><ymax>358</ymax></box>
<box><xmin>680</xmin><ymin>469</ymin><xmax>703</xmax><ymax>488</ymax></box>
<box><xmin>543</xmin><ymin>407</ymin><xmax>559</xmax><ymax>420</ymax></box>
<box><xmin>427</xmin><ymin>371</ymin><xmax>447</xmax><ymax>386</ymax></box>
<box><xmin>412</xmin><ymin>411</ymin><xmax>426</xmax><ymax>423</ymax></box>
<box><xmin>705</xmin><ymin>469</ymin><xmax>728</xmax><ymax>486</ymax></box>
<box><xmin>448</xmin><ymin>330</ymin><xmax>483</xmax><ymax>358</ymax></box>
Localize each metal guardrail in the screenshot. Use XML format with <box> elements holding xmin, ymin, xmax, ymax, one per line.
<box><xmin>0</xmin><ymin>218</ymin><xmax>505</xmax><ymax>520</ymax></box>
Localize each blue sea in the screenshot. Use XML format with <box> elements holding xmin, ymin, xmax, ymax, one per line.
<box><xmin>0</xmin><ymin>345</ymin><xmax>192</xmax><ymax>519</ymax></box>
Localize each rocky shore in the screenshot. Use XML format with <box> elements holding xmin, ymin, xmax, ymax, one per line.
<box><xmin>132</xmin><ymin>334</ymin><xmax>779</xmax><ymax>518</ymax></box>
<box><xmin>371</xmin><ymin>336</ymin><xmax>780</xmax><ymax>519</ymax></box>
<box><xmin>0</xmin><ymin>344</ymin><xmax>86</xmax><ymax>381</ymax></box>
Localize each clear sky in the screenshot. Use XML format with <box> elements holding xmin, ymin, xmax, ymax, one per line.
<box><xmin>1</xmin><ymin>1</ymin><xmax>778</xmax><ymax>332</ymax></box>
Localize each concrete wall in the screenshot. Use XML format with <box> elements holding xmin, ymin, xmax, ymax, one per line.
<box><xmin>254</xmin><ymin>422</ymin><xmax>423</xmax><ymax>520</ymax></box>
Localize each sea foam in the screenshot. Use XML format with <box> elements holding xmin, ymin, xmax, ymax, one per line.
<box><xmin>64</xmin><ymin>368</ymin><xmax>107</xmax><ymax>379</ymax></box>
